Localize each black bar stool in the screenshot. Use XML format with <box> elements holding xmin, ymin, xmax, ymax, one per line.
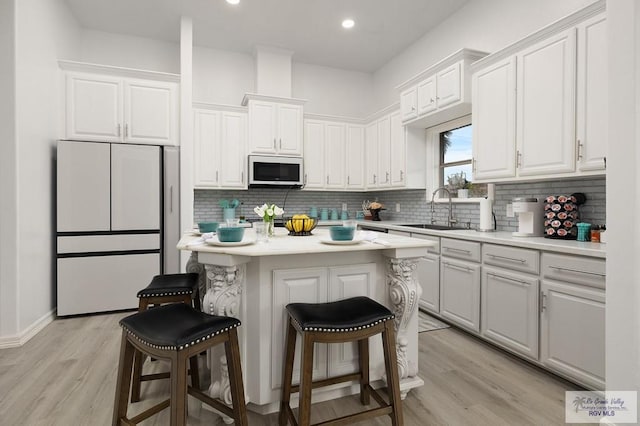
<box><xmin>279</xmin><ymin>296</ymin><xmax>403</xmax><ymax>426</ymax></box>
<box><xmin>113</xmin><ymin>303</ymin><xmax>247</xmax><ymax>426</ymax></box>
<box><xmin>131</xmin><ymin>273</ymin><xmax>201</xmax><ymax>402</ymax></box>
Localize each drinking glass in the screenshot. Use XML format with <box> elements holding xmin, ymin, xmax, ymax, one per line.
<box><xmin>254</xmin><ymin>222</ymin><xmax>268</xmax><ymax>243</ymax></box>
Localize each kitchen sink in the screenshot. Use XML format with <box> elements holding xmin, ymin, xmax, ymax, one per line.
<box><xmin>398</xmin><ymin>224</ymin><xmax>466</xmax><ymax>231</ymax></box>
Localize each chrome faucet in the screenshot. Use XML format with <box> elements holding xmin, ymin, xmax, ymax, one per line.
<box><xmin>430</xmin><ymin>187</ymin><xmax>457</xmax><ymax>227</ymax></box>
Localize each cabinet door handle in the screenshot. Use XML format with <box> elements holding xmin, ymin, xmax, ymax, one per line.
<box><xmin>472</xmin><ymin>158</ymin><xmax>476</xmax><ymax>174</ymax></box>
<box><xmin>326</xmin><ymin>175</ymin><xmax>329</xmax><ymax>184</ymax></box>
<box><xmin>400</xmin><ymin>170</ymin><xmax>404</xmax><ymax>181</ymax></box>
<box><xmin>347</xmin><ymin>176</ymin><xmax>350</xmax><ymax>185</ymax></box>
<box><xmin>443</xmin><ymin>247</ymin><xmax>472</xmax><ymax>254</ymax></box>
<box><xmin>442</xmin><ymin>261</ymin><xmax>472</xmax><ymax>273</ymax></box>
<box><xmin>304</xmin><ymin>174</ymin><xmax>308</xmax><ymax>184</ymax></box>
<box><xmin>486</xmin><ymin>253</ymin><xmax>526</xmax><ymax>263</ymax></box>
<box><xmin>430</xmin><ymin>98</ymin><xmax>434</xmax><ymax>104</ymax></box>
<box><xmin>216</xmin><ymin>170</ymin><xmax>219</xmax><ymax>183</ymax></box>
<box><xmin>273</xmin><ymin>138</ymin><xmax>277</xmax><ymax>149</ymax></box>
<box><xmin>241</xmin><ymin>171</ymin><xmax>244</xmax><ymax>183</ymax></box>
<box><xmin>373</xmin><ymin>174</ymin><xmax>377</xmax><ymax>184</ymax></box>
<box><xmin>117</xmin><ymin>124</ymin><xmax>121</xmax><ymax>137</ymax></box>
<box><xmin>386</xmin><ymin>172</ymin><xmax>389</xmax><ymax>183</ymax></box>
<box><xmin>548</xmin><ymin>265</ymin><xmax>605</xmax><ymax>277</ymax></box>
<box><xmin>577</xmin><ymin>139</ymin><xmax>583</xmax><ymax>161</ymax></box>
<box><xmin>279</xmin><ymin>138</ymin><xmax>282</xmax><ymax>149</ymax></box>
<box><xmin>487</xmin><ymin>272</ymin><xmax>527</xmax><ymax>285</ymax></box>
<box><xmin>516</xmin><ymin>150</ymin><xmax>522</xmax><ymax>167</ymax></box>
<box><xmin>125</xmin><ymin>124</ymin><xmax>128</xmax><ymax>138</ymax></box>
<box><xmin>540</xmin><ymin>291</ymin><xmax>547</xmax><ymax>313</ymax></box>
<box><xmin>411</xmin><ymin>106</ymin><xmax>416</xmax><ymax>111</ymax></box>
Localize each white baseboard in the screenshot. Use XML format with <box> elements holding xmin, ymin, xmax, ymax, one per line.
<box><xmin>0</xmin><ymin>309</ymin><xmax>56</xmax><ymax>349</ymax></box>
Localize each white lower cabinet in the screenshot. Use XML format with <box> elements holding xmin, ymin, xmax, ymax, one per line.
<box><xmin>440</xmin><ymin>238</ymin><xmax>481</xmax><ymax>332</ymax></box>
<box><xmin>440</xmin><ymin>258</ymin><xmax>480</xmax><ymax>333</ymax></box>
<box><xmin>411</xmin><ymin>234</ymin><xmax>440</xmax><ymax>314</ymax></box>
<box><xmin>481</xmin><ymin>266</ymin><xmax>539</xmax><ymax>360</ymax></box>
<box><xmin>271</xmin><ymin>264</ymin><xmax>377</xmax><ymax>390</ymax></box>
<box><xmin>540</xmin><ymin>253</ymin><xmax>606</xmax><ymax>389</ymax></box>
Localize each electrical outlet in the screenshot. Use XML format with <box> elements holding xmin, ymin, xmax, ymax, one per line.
<box><xmin>506</xmin><ymin>203</ymin><xmax>514</xmax><ymax>217</ymax></box>
<box><xmin>396</xmin><ymin>203</ymin><xmax>401</xmax><ymax>212</ymax></box>
<box><xmin>341</xmin><ymin>202</ymin><xmax>347</xmax><ymax>211</ymax></box>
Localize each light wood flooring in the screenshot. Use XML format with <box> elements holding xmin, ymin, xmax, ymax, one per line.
<box><xmin>0</xmin><ymin>311</ymin><xmax>586</xmax><ymax>425</ymax></box>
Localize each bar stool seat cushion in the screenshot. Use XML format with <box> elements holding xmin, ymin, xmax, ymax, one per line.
<box><xmin>120</xmin><ymin>303</ymin><xmax>240</xmax><ymax>351</ymax></box>
<box><xmin>136</xmin><ymin>273</ymin><xmax>199</xmax><ymax>298</ymax></box>
<box><xmin>286</xmin><ymin>296</ymin><xmax>394</xmax><ymax>332</ymax></box>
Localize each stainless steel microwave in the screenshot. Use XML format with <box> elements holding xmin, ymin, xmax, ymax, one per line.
<box><xmin>248</xmin><ymin>155</ymin><xmax>304</xmax><ymax>187</ymax></box>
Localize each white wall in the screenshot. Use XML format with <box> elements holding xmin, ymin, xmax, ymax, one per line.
<box><xmin>12</xmin><ymin>0</ymin><xmax>80</xmax><ymax>336</ymax></box>
<box><xmin>372</xmin><ymin>0</ymin><xmax>598</xmax><ymax>111</ymax></box>
<box><xmin>606</xmin><ymin>0</ymin><xmax>640</xmax><ymax>400</ymax></box>
<box><xmin>192</xmin><ymin>45</ymin><xmax>255</xmax><ymax>106</ymax></box>
<box><xmin>79</xmin><ymin>29</ymin><xmax>179</xmax><ymax>74</ymax></box>
<box><xmin>0</xmin><ymin>0</ymin><xmax>18</xmax><ymax>338</ymax></box>
<box><xmin>292</xmin><ymin>62</ymin><xmax>373</xmax><ymax>117</ymax></box>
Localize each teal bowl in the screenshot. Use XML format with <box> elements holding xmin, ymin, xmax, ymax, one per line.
<box><xmin>198</xmin><ymin>222</ymin><xmax>219</xmax><ymax>233</ymax></box>
<box><xmin>330</xmin><ymin>226</ymin><xmax>355</xmax><ymax>241</ymax></box>
<box><xmin>217</xmin><ymin>226</ymin><xmax>245</xmax><ymax>243</ymax></box>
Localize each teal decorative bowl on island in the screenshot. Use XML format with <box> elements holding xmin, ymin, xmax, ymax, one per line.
<box><xmin>198</xmin><ymin>222</ymin><xmax>219</xmax><ymax>233</ymax></box>
<box><xmin>329</xmin><ymin>226</ymin><xmax>355</xmax><ymax>241</ymax></box>
<box><xmin>217</xmin><ymin>226</ymin><xmax>245</xmax><ymax>243</ymax></box>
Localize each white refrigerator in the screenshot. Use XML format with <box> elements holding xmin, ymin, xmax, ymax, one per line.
<box><xmin>56</xmin><ymin>140</ymin><xmax>180</xmax><ymax>315</ymax></box>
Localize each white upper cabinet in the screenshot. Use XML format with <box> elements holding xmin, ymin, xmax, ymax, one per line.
<box><xmin>389</xmin><ymin>111</ymin><xmax>406</xmax><ymax>187</ymax></box>
<box><xmin>471</xmin><ymin>3</ymin><xmax>606</xmax><ymax>183</ymax></box>
<box><xmin>244</xmin><ymin>95</ymin><xmax>304</xmax><ymax>156</ymax></box>
<box><xmin>193</xmin><ymin>107</ymin><xmax>247</xmax><ymax>189</ymax></box>
<box><xmin>396</xmin><ymin>49</ymin><xmax>487</xmax><ymax>129</ymax></box>
<box><xmin>417</xmin><ymin>76</ymin><xmax>437</xmax><ymax>116</ymax></box>
<box><xmin>345</xmin><ymin>125</ymin><xmax>365</xmax><ymax>189</ymax></box>
<box><xmin>324</xmin><ymin>123</ymin><xmax>346</xmax><ymax>189</ymax></box>
<box><xmin>302</xmin><ymin>120</ymin><xmax>325</xmax><ymax>189</ymax></box>
<box><xmin>576</xmin><ymin>13</ymin><xmax>607</xmax><ymax>172</ymax></box>
<box><xmin>376</xmin><ymin>115</ymin><xmax>392</xmax><ymax>188</ymax></box>
<box><xmin>516</xmin><ymin>28</ymin><xmax>577</xmax><ymax>177</ymax></box>
<box><xmin>303</xmin><ymin>119</ymin><xmax>363</xmax><ymax>191</ymax></box>
<box><xmin>365</xmin><ymin>122</ymin><xmax>379</xmax><ymax>187</ymax></box>
<box><xmin>472</xmin><ymin>57</ymin><xmax>517</xmax><ymax>180</ymax></box>
<box><xmin>62</xmin><ymin>62</ymin><xmax>179</xmax><ymax>146</ymax></box>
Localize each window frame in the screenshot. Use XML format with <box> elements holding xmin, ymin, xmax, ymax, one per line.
<box><xmin>426</xmin><ymin>115</ymin><xmax>492</xmax><ymax>203</ymax></box>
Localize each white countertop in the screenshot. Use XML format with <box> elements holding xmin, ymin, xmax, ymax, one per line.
<box><xmin>177</xmin><ymin>227</ymin><xmax>436</xmax><ymax>257</ymax></box>
<box><xmin>358</xmin><ymin>221</ymin><xmax>606</xmax><ymax>259</ymax></box>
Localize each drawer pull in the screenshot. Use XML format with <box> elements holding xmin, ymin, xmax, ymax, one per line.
<box><xmin>487</xmin><ymin>272</ymin><xmax>527</xmax><ymax>285</ymax></box>
<box><xmin>540</xmin><ymin>291</ymin><xmax>547</xmax><ymax>313</ymax></box>
<box><xmin>548</xmin><ymin>265</ymin><xmax>605</xmax><ymax>277</ymax></box>
<box><xmin>444</xmin><ymin>247</ymin><xmax>472</xmax><ymax>254</ymax></box>
<box><xmin>487</xmin><ymin>254</ymin><xmax>526</xmax><ymax>263</ymax></box>
<box><xmin>443</xmin><ymin>261</ymin><xmax>472</xmax><ymax>273</ymax></box>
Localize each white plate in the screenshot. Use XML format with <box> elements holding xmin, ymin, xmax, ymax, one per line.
<box><xmin>188</xmin><ymin>229</ymin><xmax>202</xmax><ymax>236</ymax></box>
<box><xmin>319</xmin><ymin>238</ymin><xmax>363</xmax><ymax>245</ymax></box>
<box><xmin>205</xmin><ymin>237</ymin><xmax>255</xmax><ymax>247</ymax></box>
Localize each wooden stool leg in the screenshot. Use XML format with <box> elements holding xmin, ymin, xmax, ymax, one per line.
<box><xmin>358</xmin><ymin>337</ymin><xmax>370</xmax><ymax>405</ymax></box>
<box><xmin>189</xmin><ymin>356</ymin><xmax>200</xmax><ymax>390</ymax></box>
<box><xmin>192</xmin><ymin>288</ymin><xmax>202</xmax><ymax>311</ymax></box>
<box><xmin>297</xmin><ymin>333</ymin><xmax>315</xmax><ymax>426</ymax></box>
<box><xmin>224</xmin><ymin>328</ymin><xmax>248</xmax><ymax>426</ymax></box>
<box><xmin>382</xmin><ymin>321</ymin><xmax>403</xmax><ymax>426</ymax></box>
<box><xmin>279</xmin><ymin>318</ymin><xmax>298</xmax><ymax>426</ymax></box>
<box><xmin>169</xmin><ymin>352</ymin><xmax>189</xmax><ymax>426</ymax></box>
<box><xmin>112</xmin><ymin>331</ymin><xmax>135</xmax><ymax>426</ymax></box>
<box><xmin>131</xmin><ymin>298</ymin><xmax>151</xmax><ymax>402</ymax></box>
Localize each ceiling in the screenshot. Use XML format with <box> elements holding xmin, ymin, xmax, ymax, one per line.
<box><xmin>63</xmin><ymin>0</ymin><xmax>470</xmax><ymax>73</ymax></box>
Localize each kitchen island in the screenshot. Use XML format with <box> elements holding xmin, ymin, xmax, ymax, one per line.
<box><xmin>177</xmin><ymin>227</ymin><xmax>435</xmax><ymax>416</ymax></box>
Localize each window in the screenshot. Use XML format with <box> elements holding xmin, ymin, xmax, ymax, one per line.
<box><xmin>426</xmin><ymin>115</ymin><xmax>487</xmax><ymax>199</ymax></box>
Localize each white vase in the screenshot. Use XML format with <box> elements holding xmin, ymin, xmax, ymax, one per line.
<box><xmin>458</xmin><ymin>189</ymin><xmax>469</xmax><ymax>199</ymax></box>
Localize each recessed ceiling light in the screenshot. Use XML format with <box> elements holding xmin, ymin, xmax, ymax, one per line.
<box><xmin>226</xmin><ymin>0</ymin><xmax>240</xmax><ymax>5</ymax></box>
<box><xmin>342</xmin><ymin>19</ymin><xmax>355</xmax><ymax>29</ymax></box>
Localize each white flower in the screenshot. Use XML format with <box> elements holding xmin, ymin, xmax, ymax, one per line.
<box><xmin>266</xmin><ymin>207</ymin><xmax>274</xmax><ymax>217</ymax></box>
<box><xmin>254</xmin><ymin>205</ymin><xmax>265</xmax><ymax>217</ymax></box>
<box><xmin>274</xmin><ymin>206</ymin><xmax>284</xmax><ymax>216</ymax></box>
